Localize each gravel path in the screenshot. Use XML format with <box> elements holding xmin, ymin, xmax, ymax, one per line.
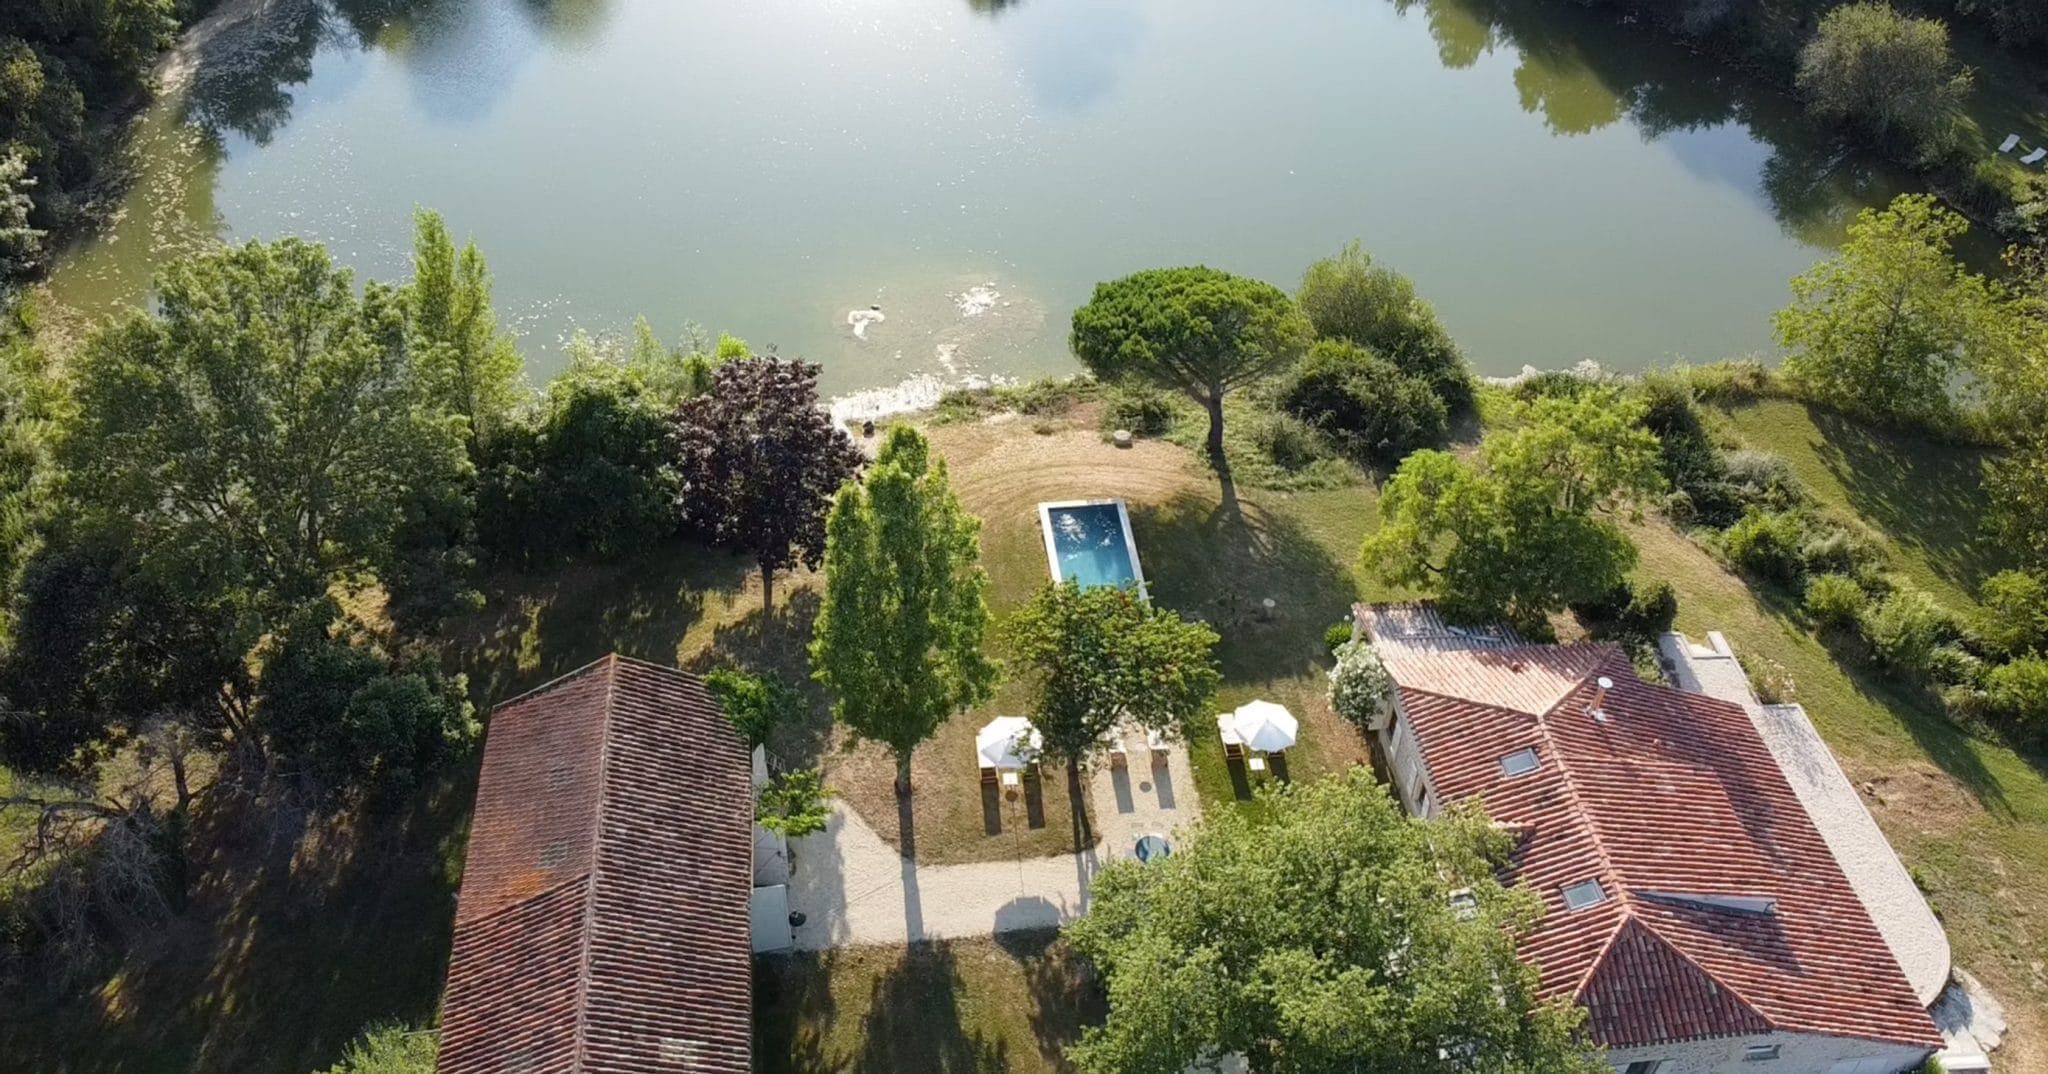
<box><xmin>786</xmin><ymin>729</ymin><xmax>1202</xmax><ymax>949</ymax></box>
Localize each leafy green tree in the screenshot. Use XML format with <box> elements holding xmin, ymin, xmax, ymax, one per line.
<box><xmin>811</xmin><ymin>426</ymin><xmax>998</xmax><ymax>794</ymax></box>
<box><xmin>1070</xmin><ymin>267</ymin><xmax>1312</xmax><ymax>469</ymax></box>
<box><xmin>1986</xmin><ymin>656</ymin><xmax>2048</xmax><ymax>730</ymax></box>
<box><xmin>1976</xmin><ymin>569</ymin><xmax>2048</xmax><ymax>658</ymax></box>
<box><xmin>405</xmin><ymin>209</ymin><xmax>524</xmax><ymax>451</ymax></box>
<box><xmin>1006</xmin><ymin>581</ymin><xmax>1220</xmax><ymax>775</ymax></box>
<box><xmin>255</xmin><ymin>599</ymin><xmax>477</xmax><ymax>799</ymax></box>
<box><xmin>1278</xmin><ymin>339</ymin><xmax>1449</xmax><ymax>464</ymax></box>
<box><xmin>1988</xmin><ymin>436</ymin><xmax>2048</xmax><ymax>573</ymax></box>
<box><xmin>1363</xmin><ymin>391</ymin><xmax>1662</xmax><ymax>630</ymax></box>
<box><xmin>705</xmin><ymin>666</ymin><xmax>802</xmax><ymax>748</ymax></box>
<box><xmin>1775</xmin><ymin>195</ymin><xmax>2003</xmax><ymax>429</ymax></box>
<box><xmin>0</xmin><ymin>151</ymin><xmax>43</xmax><ymax>279</ymax></box>
<box><xmin>0</xmin><ymin>530</ymin><xmax>252</xmax><ymax>778</ymax></box>
<box><xmin>1064</xmin><ymin>769</ymin><xmax>1603</xmax><ymax>1074</ymax></box>
<box><xmin>477</xmin><ymin>371</ymin><xmax>675</xmax><ymax>564</ymax></box>
<box><xmin>59</xmin><ymin>238</ymin><xmax>470</xmax><ymax>611</ymax></box>
<box><xmin>1796</xmin><ymin>3</ymin><xmax>1971</xmax><ymax>159</ymax></box>
<box><xmin>669</xmin><ymin>355</ymin><xmax>862</xmax><ymax>609</ymax></box>
<box><xmin>1295</xmin><ymin>242</ymin><xmax>1472</xmax><ymax>409</ymax></box>
<box><xmin>756</xmin><ymin>767</ymin><xmax>831</xmax><ymax>839</ymax></box>
<box><xmin>318</xmin><ymin>1024</ymin><xmax>437</xmax><ymax>1074</ymax></box>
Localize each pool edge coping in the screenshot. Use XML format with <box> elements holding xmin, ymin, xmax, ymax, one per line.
<box><xmin>1036</xmin><ymin>498</ymin><xmax>1150</xmax><ymax>602</ymax></box>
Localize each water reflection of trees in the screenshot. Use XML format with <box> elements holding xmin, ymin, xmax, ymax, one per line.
<box><xmin>180</xmin><ymin>0</ymin><xmax>616</xmax><ymax>145</ymax></box>
<box><xmin>1398</xmin><ymin>0</ymin><xmax>1906</xmax><ymax>245</ymax></box>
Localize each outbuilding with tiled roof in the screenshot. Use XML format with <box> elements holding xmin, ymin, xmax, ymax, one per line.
<box><xmin>436</xmin><ymin>655</ymin><xmax>755</xmax><ymax>1074</ymax></box>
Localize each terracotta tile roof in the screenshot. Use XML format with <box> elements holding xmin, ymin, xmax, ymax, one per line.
<box><xmin>1362</xmin><ymin>608</ymin><xmax>1941</xmax><ymax>1052</ymax></box>
<box><xmin>437</xmin><ymin>655</ymin><xmax>756</xmax><ymax>1074</ymax></box>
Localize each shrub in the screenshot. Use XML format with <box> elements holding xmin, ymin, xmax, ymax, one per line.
<box><xmin>1511</xmin><ymin>369</ymin><xmax>1594</xmax><ymax>401</ymax></box>
<box><xmin>1003</xmin><ymin>376</ymin><xmax>1088</xmax><ymax>416</ymax></box>
<box><xmin>705</xmin><ymin>667</ymin><xmax>801</xmax><ymax>748</ymax></box>
<box><xmin>476</xmin><ymin>376</ymin><xmax>676</xmax><ymax>565</ymax></box>
<box><xmin>1804</xmin><ymin>573</ymin><xmax>1868</xmax><ymax>630</ymax></box>
<box><xmin>1724</xmin><ymin>508</ymin><xmax>1810</xmax><ymax>586</ymax></box>
<box><xmin>256</xmin><ymin>606</ymin><xmax>479</xmax><ymax>800</ymax></box>
<box><xmin>321</xmin><ymin>1025</ymin><xmax>437</xmax><ymax>1074</ymax></box>
<box><xmin>1248</xmin><ymin>410</ymin><xmax>1328</xmax><ymax>472</ymax></box>
<box><xmin>1327</xmin><ymin>640</ymin><xmax>1392</xmax><ymax>732</ymax></box>
<box><xmin>1860</xmin><ymin>589</ymin><xmax>1955</xmax><ymax>678</ymax></box>
<box><xmin>1676</xmin><ymin>358</ymin><xmax>1772</xmax><ymax>403</ymax></box>
<box><xmin>756</xmin><ymin>767</ymin><xmax>832</xmax><ymax>838</ymax></box>
<box><xmin>1103</xmin><ymin>381</ymin><xmax>1179</xmax><ymax>437</ymax></box>
<box><xmin>1637</xmin><ymin>372</ymin><xmax>1734</xmax><ymax>523</ymax></box>
<box><xmin>1985</xmin><ymin>656</ymin><xmax>2048</xmax><ymax>730</ymax></box>
<box><xmin>1743</xmin><ymin>653</ymin><xmax>1796</xmax><ymax>704</ymax></box>
<box><xmin>1796</xmin><ymin>523</ymin><xmax>1874</xmax><ymax>578</ymax></box>
<box><xmin>1278</xmin><ymin>340</ymin><xmax>1449</xmax><ymax>464</ymax></box>
<box><xmin>1720</xmin><ymin>449</ymin><xmax>1804</xmax><ymax>510</ymax></box>
<box><xmin>1324</xmin><ymin>621</ymin><xmax>1356</xmax><ymax>653</ymax></box>
<box><xmin>1296</xmin><ymin>242</ymin><xmax>1473</xmax><ymax>410</ymax></box>
<box><xmin>1572</xmin><ymin>578</ymin><xmax>1676</xmax><ymax>639</ymax></box>
<box><xmin>1976</xmin><ymin>569</ymin><xmax>2048</xmax><ymax>659</ymax></box>
<box><xmin>1927</xmin><ymin>644</ymin><xmax>1986</xmax><ymax>688</ymax></box>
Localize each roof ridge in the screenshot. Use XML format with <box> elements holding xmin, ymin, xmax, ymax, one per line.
<box><xmin>567</xmin><ymin>653</ymin><xmax>622</xmax><ymax>1073</ymax></box>
<box><xmin>492</xmin><ymin>652</ymin><xmax>629</xmax><ymax>711</ymax></box>
<box><xmin>1529</xmin><ymin>657</ymin><xmax>1633</xmax><ymax>916</ymax></box>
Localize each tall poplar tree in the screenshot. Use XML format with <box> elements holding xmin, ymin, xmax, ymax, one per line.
<box><xmin>810</xmin><ymin>426</ymin><xmax>998</xmax><ymax>795</ymax></box>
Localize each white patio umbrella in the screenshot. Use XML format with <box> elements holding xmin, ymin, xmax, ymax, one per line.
<box><xmin>976</xmin><ymin>715</ymin><xmax>1043</xmax><ymax>769</ymax></box>
<box><xmin>1229</xmin><ymin>700</ymin><xmax>1298</xmax><ymax>752</ymax></box>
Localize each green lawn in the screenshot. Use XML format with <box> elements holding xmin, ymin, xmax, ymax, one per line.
<box><xmin>754</xmin><ymin>930</ymin><xmax>1102</xmax><ymax>1073</ymax></box>
<box><xmin>1712</xmin><ymin>398</ymin><xmax>2010</xmax><ymax>610</ymax></box>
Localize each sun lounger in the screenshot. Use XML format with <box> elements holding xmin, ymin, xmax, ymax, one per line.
<box><xmin>1146</xmin><ymin>728</ymin><xmax>1170</xmax><ymax>765</ymax></box>
<box><xmin>981</xmin><ymin>765</ymin><xmax>998</xmax><ymax>786</ymax></box>
<box><xmin>2001</xmin><ymin>133</ymin><xmax>2022</xmax><ymax>153</ymax></box>
<box><xmin>2024</xmin><ymin>147</ymin><xmax>2047</xmax><ymax>165</ymax></box>
<box><xmin>1216</xmin><ymin>714</ymin><xmax>1247</xmax><ymax>763</ymax></box>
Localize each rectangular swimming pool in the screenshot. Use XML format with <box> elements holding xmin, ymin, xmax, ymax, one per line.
<box><xmin>1038</xmin><ymin>499</ymin><xmax>1148</xmax><ymax>597</ymax></box>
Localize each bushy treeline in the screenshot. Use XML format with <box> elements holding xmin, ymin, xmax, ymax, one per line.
<box><xmin>0</xmin><ymin>0</ymin><xmax>230</xmax><ymax>283</ymax></box>
<box><xmin>0</xmin><ymin>209</ymin><xmax>866</xmax><ymax>973</ymax></box>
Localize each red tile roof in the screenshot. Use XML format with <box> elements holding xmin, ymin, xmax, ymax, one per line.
<box><xmin>437</xmin><ymin>655</ymin><xmax>756</xmax><ymax>1074</ymax></box>
<box><xmin>1362</xmin><ymin>608</ymin><xmax>1941</xmax><ymax>1052</ymax></box>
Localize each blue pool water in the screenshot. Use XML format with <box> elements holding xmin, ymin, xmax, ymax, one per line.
<box><xmin>1044</xmin><ymin>503</ymin><xmax>1141</xmax><ymax>590</ymax></box>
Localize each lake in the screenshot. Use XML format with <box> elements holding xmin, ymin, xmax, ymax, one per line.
<box><xmin>41</xmin><ymin>0</ymin><xmax>1921</xmax><ymax>396</ymax></box>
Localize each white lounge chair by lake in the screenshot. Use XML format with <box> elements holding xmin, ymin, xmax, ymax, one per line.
<box><xmin>2000</xmin><ymin>133</ymin><xmax>2022</xmax><ymax>153</ymax></box>
<box><xmin>2024</xmin><ymin>147</ymin><xmax>2048</xmax><ymax>165</ymax></box>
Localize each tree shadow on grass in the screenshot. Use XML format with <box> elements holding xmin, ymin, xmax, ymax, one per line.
<box><xmin>1806</xmin><ymin>407</ymin><xmax>2010</xmax><ymax>599</ymax></box>
<box><xmin>0</xmin><ymin>768</ymin><xmax>474</xmax><ymax>1074</ymax></box>
<box><xmin>446</xmin><ymin>538</ymin><xmax>754</xmax><ymax>708</ymax></box>
<box><xmin>857</xmin><ymin>943</ymin><xmax>1010</xmax><ymax>1073</ymax></box>
<box><xmin>753</xmin><ymin>950</ymin><xmax>844</xmax><ymax>1073</ymax></box>
<box><xmin>686</xmin><ymin>589</ymin><xmax>833</xmax><ymax>770</ymax></box>
<box><xmin>1127</xmin><ymin>490</ymin><xmax>1354</xmax><ymax>686</ymax></box>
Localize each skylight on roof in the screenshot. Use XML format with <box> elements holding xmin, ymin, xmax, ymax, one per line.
<box><xmin>1561</xmin><ymin>879</ymin><xmax>1607</xmax><ymax>911</ymax></box>
<box><xmin>1499</xmin><ymin>748</ymin><xmax>1539</xmax><ymax>777</ymax></box>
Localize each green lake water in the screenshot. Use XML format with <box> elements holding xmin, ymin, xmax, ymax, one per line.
<box><xmin>42</xmin><ymin>0</ymin><xmax>1927</xmax><ymax>396</ymax></box>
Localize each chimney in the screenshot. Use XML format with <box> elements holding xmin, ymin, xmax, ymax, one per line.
<box><xmin>1589</xmin><ymin>676</ymin><xmax>1614</xmax><ymax>723</ymax></box>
